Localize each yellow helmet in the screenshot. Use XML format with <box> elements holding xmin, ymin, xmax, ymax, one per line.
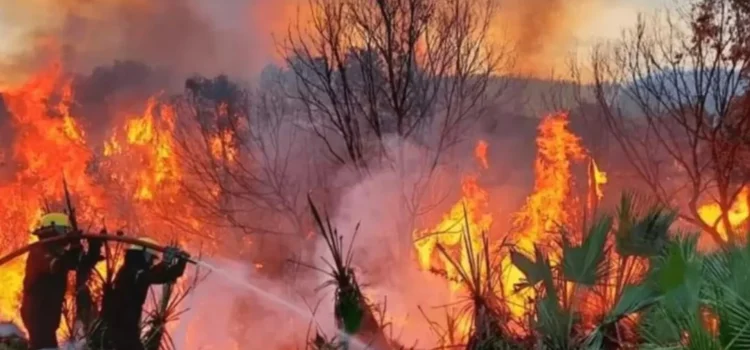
<box><xmin>127</xmin><ymin>237</ymin><xmax>159</xmax><ymax>256</ymax></box>
<box><xmin>34</xmin><ymin>212</ymin><xmax>72</xmax><ymax>236</ymax></box>
<box><xmin>39</xmin><ymin>213</ymin><xmax>71</xmax><ymax>229</ymax></box>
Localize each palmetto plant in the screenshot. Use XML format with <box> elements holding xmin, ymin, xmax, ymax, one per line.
<box><xmin>638</xmin><ymin>232</ymin><xmax>750</xmax><ymax>349</ymax></box>
<box><xmin>585</xmin><ymin>193</ymin><xmax>675</xmax><ymax>347</ymax></box>
<box><xmin>509</xmin><ymin>193</ymin><xmax>676</xmax><ymax>349</ymax></box>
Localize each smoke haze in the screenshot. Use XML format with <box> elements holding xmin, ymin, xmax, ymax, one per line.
<box><xmin>493</xmin><ymin>0</ymin><xmax>606</xmax><ymax>76</ymax></box>
<box><xmin>0</xmin><ymin>0</ymin><xmax>265</xmax><ymax>87</ymax></box>
<box><xmin>0</xmin><ymin>0</ymin><xmax>609</xmax><ymax>85</ymax></box>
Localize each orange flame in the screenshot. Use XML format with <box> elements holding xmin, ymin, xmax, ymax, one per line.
<box><xmin>475</xmin><ymin>140</ymin><xmax>489</xmax><ymax>170</ymax></box>
<box><xmin>501</xmin><ymin>112</ymin><xmax>587</xmax><ymax>318</ymax></box>
<box><xmin>0</xmin><ymin>61</ymin><xmax>100</xmax><ymax>331</ymax></box>
<box><xmin>697</xmin><ymin>187</ymin><xmax>750</xmax><ymax>242</ymax></box>
<box><xmin>591</xmin><ymin>159</ymin><xmax>607</xmax><ymax>201</ymax></box>
<box><xmin>413</xmin><ymin>112</ymin><xmax>593</xmax><ymax>332</ymax></box>
<box><xmin>210</xmin><ymin>130</ymin><xmax>238</xmax><ymax>163</ymax></box>
<box><xmin>0</xmin><ymin>62</ymin><xmax>210</xmax><ymax>338</ymax></box>
<box><xmin>0</xmin><ymin>60</ymin><xmax>625</xmax><ymax>346</ymax></box>
<box><xmin>413</xmin><ymin>140</ymin><xmax>492</xmax><ymax>291</ymax></box>
<box><xmin>513</xmin><ymin>112</ymin><xmax>585</xmax><ymax>252</ymax></box>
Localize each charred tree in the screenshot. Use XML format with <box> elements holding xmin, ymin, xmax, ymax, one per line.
<box><xmin>590</xmin><ymin>0</ymin><xmax>750</xmax><ymax>247</ymax></box>
<box><xmin>282</xmin><ymin>0</ymin><xmax>511</xmax><ymax>268</ymax></box>
<box><xmin>283</xmin><ymin>0</ymin><xmax>509</xmax><ymax>172</ymax></box>
<box><xmin>171</xmin><ymin>75</ymin><xmax>310</xmax><ymax>275</ymax></box>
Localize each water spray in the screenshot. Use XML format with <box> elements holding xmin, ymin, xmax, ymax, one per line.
<box><xmin>195</xmin><ymin>260</ymin><xmax>371</xmax><ymax>349</ymax></box>
<box><xmin>0</xmin><ymin>235</ymin><xmax>374</xmax><ymax>349</ymax></box>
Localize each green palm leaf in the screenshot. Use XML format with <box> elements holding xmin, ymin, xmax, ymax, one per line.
<box><xmin>335</xmin><ymin>288</ymin><xmax>364</xmax><ymax>334</ymax></box>
<box><xmin>640</xmin><ymin>235</ymin><xmax>706</xmax><ymax>348</ymax></box>
<box><xmin>615</xmin><ymin>193</ymin><xmax>674</xmax><ymax>258</ymax></box>
<box><xmin>509</xmin><ymin>246</ymin><xmax>548</xmax><ymax>288</ymax></box>
<box><xmin>561</xmin><ymin>215</ymin><xmax>612</xmax><ymax>286</ymax></box>
<box><xmin>536</xmin><ymin>294</ymin><xmax>577</xmax><ymax>349</ymax></box>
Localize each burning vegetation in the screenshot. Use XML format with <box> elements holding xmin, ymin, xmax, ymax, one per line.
<box><xmin>1</xmin><ymin>0</ymin><xmax>750</xmax><ymax>349</ymax></box>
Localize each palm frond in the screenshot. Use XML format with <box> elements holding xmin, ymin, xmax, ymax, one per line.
<box><xmin>509</xmin><ymin>246</ymin><xmax>555</xmax><ymax>294</ymax></box>
<box><xmin>615</xmin><ymin>192</ymin><xmax>675</xmax><ymax>258</ymax></box>
<box><xmin>561</xmin><ymin>215</ymin><xmax>612</xmax><ymax>286</ymax></box>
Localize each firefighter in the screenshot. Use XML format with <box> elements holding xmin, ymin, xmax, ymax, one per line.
<box><xmin>20</xmin><ymin>212</ymin><xmax>102</xmax><ymax>350</ymax></box>
<box><xmin>99</xmin><ymin>237</ymin><xmax>188</xmax><ymax>350</ymax></box>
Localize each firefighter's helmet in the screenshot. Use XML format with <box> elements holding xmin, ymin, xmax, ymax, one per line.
<box><xmin>33</xmin><ymin>212</ymin><xmax>72</xmax><ymax>236</ymax></box>
<box><xmin>127</xmin><ymin>237</ymin><xmax>159</xmax><ymax>260</ymax></box>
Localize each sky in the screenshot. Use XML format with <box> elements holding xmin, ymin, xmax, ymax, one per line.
<box><xmin>573</xmin><ymin>0</ymin><xmax>675</xmax><ymax>46</ymax></box>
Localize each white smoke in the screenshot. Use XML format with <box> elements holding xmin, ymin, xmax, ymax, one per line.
<box><xmin>315</xmin><ymin>136</ymin><xmax>468</xmax><ymax>348</ymax></box>
<box><xmin>0</xmin><ymin>321</ymin><xmax>23</xmax><ymax>338</ymax></box>
<box><xmin>172</xmin><ymin>258</ymin><xmax>338</xmax><ymax>349</ymax></box>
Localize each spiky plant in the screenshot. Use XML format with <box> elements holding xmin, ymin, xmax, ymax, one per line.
<box><xmin>60</xmin><ymin>279</ymin><xmax>80</xmax><ymax>346</ymax></box>
<box><xmin>510</xmin><ymin>193</ymin><xmax>678</xmax><ymax>349</ymax></box>
<box><xmin>434</xmin><ymin>206</ymin><xmax>519</xmax><ymax>350</ymax></box>
<box><xmin>417</xmin><ymin>305</ymin><xmax>465</xmax><ymax>347</ymax></box>
<box><xmin>87</xmin><ymin>234</ymin><xmax>127</xmax><ymax>349</ymax></box>
<box><xmin>141</xmin><ymin>282</ymin><xmax>174</xmax><ymax>350</ymax></box>
<box><xmin>306</xmin><ymin>195</ymin><xmax>391</xmax><ymax>349</ymax></box>
<box><xmin>585</xmin><ymin>193</ymin><xmax>676</xmax><ymax>347</ymax></box>
<box><xmin>701</xmin><ymin>236</ymin><xmax>750</xmax><ymax>348</ymax></box>
<box><xmin>309</xmin><ymin>332</ymin><xmax>347</xmax><ymax>350</ymax></box>
<box><xmin>510</xmin><ymin>216</ymin><xmax>609</xmax><ymax>349</ymax></box>
<box><xmin>637</xmin><ymin>232</ymin><xmax>750</xmax><ymax>349</ymax></box>
<box><xmin>141</xmin><ymin>256</ymin><xmax>206</xmax><ymax>350</ymax></box>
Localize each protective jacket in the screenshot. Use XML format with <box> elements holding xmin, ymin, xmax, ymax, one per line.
<box><xmin>100</xmin><ymin>250</ymin><xmax>187</xmax><ymax>350</ymax></box>
<box><xmin>21</xmin><ymin>241</ymin><xmax>100</xmax><ymax>350</ymax></box>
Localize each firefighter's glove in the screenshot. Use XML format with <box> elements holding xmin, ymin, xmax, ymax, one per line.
<box><xmin>163</xmin><ymin>246</ymin><xmax>180</xmax><ymax>265</ymax></box>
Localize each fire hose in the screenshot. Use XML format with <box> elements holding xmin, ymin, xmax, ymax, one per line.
<box><xmin>0</xmin><ymin>234</ymin><xmax>198</xmax><ymax>267</ymax></box>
